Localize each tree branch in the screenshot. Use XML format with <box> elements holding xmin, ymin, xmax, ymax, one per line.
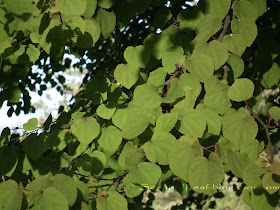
<box><xmin>222</xmin><ymin>65</ymin><xmax>230</xmax><ymax>80</ymax></box>
<box><xmin>218</xmin><ymin>15</ymin><xmax>230</xmax><ymax>42</ymax></box>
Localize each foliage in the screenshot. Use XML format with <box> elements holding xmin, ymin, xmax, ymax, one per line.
<box><xmin>0</xmin><ymin>0</ymin><xmax>280</xmax><ymax>209</ymax></box>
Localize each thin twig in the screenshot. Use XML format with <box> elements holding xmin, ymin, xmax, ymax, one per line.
<box><xmin>89</xmin><ymin>171</ymin><xmax>128</xmax><ymax>191</ymax></box>
<box><xmin>246</xmin><ymin>106</ymin><xmax>274</xmax><ymax>162</ymax></box>
<box><xmin>61</xmin><ymin>143</ymin><xmax>92</xmax><ymax>170</ymax></box>
<box><xmin>17</xmin><ymin>36</ymin><xmax>30</xmax><ymax>45</ymax></box>
<box><xmin>88</xmin><ymin>184</ymin><xmax>112</xmax><ymax>189</ymax></box>
<box><xmin>157</xmin><ymin>71</ymin><xmax>180</xmax><ymax>89</ymax></box>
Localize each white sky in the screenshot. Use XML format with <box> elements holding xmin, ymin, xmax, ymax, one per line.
<box><xmin>0</xmin><ymin>55</ymin><xmax>85</xmax><ymax>135</ymax></box>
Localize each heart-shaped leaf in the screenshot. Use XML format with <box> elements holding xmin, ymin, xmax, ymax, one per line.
<box><xmin>114</xmin><ymin>64</ymin><xmax>140</xmax><ymax>89</ymax></box>
<box><xmin>124</xmin><ymin>45</ymin><xmax>151</xmax><ymax>68</ymax></box>
<box><xmin>71</xmin><ymin>117</ymin><xmax>100</xmax><ymax>145</ymax></box>
<box><xmin>228</xmin><ymin>78</ymin><xmax>254</xmax><ymax>102</ymax></box>
<box><xmin>23</xmin><ymin>118</ymin><xmax>38</xmax><ymax>131</ymax></box>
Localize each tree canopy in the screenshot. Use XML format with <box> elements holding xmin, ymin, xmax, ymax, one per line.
<box><xmin>0</xmin><ymin>0</ymin><xmax>280</xmax><ymax>209</ymax></box>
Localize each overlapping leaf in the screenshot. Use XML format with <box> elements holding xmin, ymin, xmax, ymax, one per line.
<box><xmin>169</xmin><ymin>141</ymin><xmax>203</xmax><ymax>182</ymax></box>
<box><xmin>143</xmin><ymin>132</ymin><xmax>177</xmax><ymax>165</ymax></box>
<box><xmin>188</xmin><ymin>153</ymin><xmax>224</xmax><ymax>195</ymax></box>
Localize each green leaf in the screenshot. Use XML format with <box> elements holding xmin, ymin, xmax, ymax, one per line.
<box><xmin>0</xmin><ymin>180</ymin><xmax>23</xmax><ymax>210</ymax></box>
<box><xmin>23</xmin><ymin>133</ymin><xmax>49</xmax><ymax>161</ymax></box>
<box><xmin>71</xmin><ymin>117</ymin><xmax>100</xmax><ymax>145</ymax></box>
<box><xmin>124</xmin><ymin>45</ymin><xmax>151</xmax><ymax>68</ymax></box>
<box><xmin>155</xmin><ymin>113</ymin><xmax>178</xmax><ymax>133</ymax></box>
<box><xmin>90</xmin><ymin>151</ymin><xmax>106</xmax><ymax>175</ymax></box>
<box><xmin>112</xmin><ymin>107</ymin><xmax>131</xmax><ymax>129</ymax></box>
<box><xmin>53</xmin><ymin>174</ymin><xmax>77</xmax><ymax>206</ymax></box>
<box><xmin>168</xmin><ymin>141</ymin><xmax>203</xmax><ymax>182</ymax></box>
<box><xmin>76</xmin><ymin>180</ymin><xmax>90</xmax><ymax>201</ymax></box>
<box><xmin>47</xmin><ymin>129</ymin><xmax>72</xmax><ymax>151</ymax></box>
<box><xmin>81</xmin><ymin>202</ymin><xmax>91</xmax><ymax>210</ymax></box>
<box><xmin>194</xmin><ymin>40</ymin><xmax>228</xmax><ymax>70</ymax></box>
<box><xmin>82</xmin><ymin>0</ymin><xmax>97</xmax><ymax>18</ymax></box>
<box><xmin>133</xmin><ymin>84</ymin><xmax>162</xmax><ymax>109</ymax></box>
<box><xmin>269</xmin><ymin>106</ymin><xmax>280</xmax><ymax>121</ymax></box>
<box><xmin>204</xmin><ymin>85</ymin><xmax>231</xmax><ymax>115</ymax></box>
<box><xmin>25</xmin><ymin>175</ymin><xmax>54</xmax><ymax>205</ymax></box>
<box><xmin>120</xmin><ymin>112</ymin><xmax>150</xmax><ymax>140</ymax></box>
<box><xmin>177</xmin><ymin>7</ymin><xmax>204</xmax><ymax>32</ymax></box>
<box><xmin>147</xmin><ymin>67</ymin><xmax>167</xmax><ymax>87</ymax></box>
<box><xmin>198</xmin><ymin>0</ymin><xmax>231</xmax><ymax>18</ymax></box>
<box><xmin>225</xmin><ymin>150</ymin><xmax>252</xmax><ymax>178</ymax></box>
<box><xmin>223</xmin><ymin>108</ymin><xmax>258</xmax><ymax>148</ymax></box>
<box><xmin>171</xmin><ymin>86</ymin><xmax>198</xmax><ymax>116</ymax></box>
<box><xmin>38</xmin><ymin>187</ymin><xmax>68</xmax><ymax>210</ymax></box>
<box><xmin>96</xmin><ymin>191</ymin><xmax>127</xmax><ymax>210</ymax></box>
<box><xmin>123</xmin><ymin>180</ymin><xmax>143</xmax><ymax>198</ymax></box>
<box><xmin>231</xmin><ymin>18</ymin><xmax>258</xmax><ymax>47</ymax></box>
<box><xmin>118</xmin><ymin>142</ymin><xmax>135</xmax><ymax>170</ymax></box>
<box><xmin>56</xmin><ymin>0</ymin><xmax>87</xmax><ymax>16</ymax></box>
<box><xmin>71</xmin><ymin>112</ymin><xmax>85</xmax><ymax>121</ymax></box>
<box><xmin>179</xmin><ymin>73</ymin><xmax>202</xmax><ymax>97</ymax></box>
<box><xmin>84</xmin><ymin>78</ymin><xmax>109</xmax><ymax>105</ymax></box>
<box><xmin>124</xmin><ymin>148</ymin><xmax>145</xmax><ymax>169</ymax></box>
<box><xmin>26</xmin><ymin>44</ymin><xmax>40</xmax><ymax>63</ymax></box>
<box><xmin>5</xmin><ymin>86</ymin><xmax>21</xmax><ymax>103</ymax></box>
<box><xmin>188</xmin><ymin>153</ymin><xmax>224</xmax><ymax>195</ymax></box>
<box><xmin>96</xmin><ymin>103</ymin><xmax>116</xmax><ymax>120</ymax></box>
<box><xmin>98</xmin><ymin>126</ymin><xmax>122</xmax><ymax>153</ymax></box>
<box><xmin>98</xmin><ymin>0</ymin><xmax>115</xmax><ymax>9</ymax></box>
<box><xmin>76</xmin><ymin>19</ymin><xmax>100</xmax><ymax>48</ymax></box>
<box><xmin>151</xmin><ymin>7</ymin><xmax>172</xmax><ymax>29</ymax></box>
<box><xmin>248</xmin><ymin>0</ymin><xmax>267</xmax><ymax>17</ymax></box>
<box><xmin>143</xmin><ymin>31</ymin><xmax>174</xmax><ymax>60</ymax></box>
<box><xmin>242</xmin><ymin>163</ymin><xmax>266</xmax><ymax>187</ymax></box>
<box><xmin>162</xmin><ymin>78</ymin><xmax>185</xmax><ymax>103</ymax></box>
<box><xmin>269</xmin><ymin>162</ymin><xmax>280</xmax><ymax>175</ymax></box>
<box><xmin>222</xmin><ymin>34</ymin><xmax>247</xmax><ymax>57</ymax></box>
<box><xmin>162</xmin><ymin>46</ymin><xmax>185</xmax><ymax>73</ymax></box>
<box><xmin>128</xmin><ymin>162</ymin><xmax>162</xmax><ymax>187</ymax></box>
<box><xmin>143</xmin><ymin>132</ymin><xmax>177</xmax><ymax>165</ymax></box>
<box><xmin>240</xmin><ymin>139</ymin><xmax>260</xmax><ymax>162</ymax></box>
<box><xmin>228</xmin><ymin>78</ymin><xmax>254</xmax><ymax>102</ymax></box>
<box><xmin>262</xmin><ymin>172</ymin><xmax>280</xmax><ymax>195</ymax></box>
<box><xmin>227</xmin><ymin>54</ymin><xmax>244</xmax><ymax>80</ymax></box>
<box><xmin>251</xmin><ymin>188</ymin><xmax>277</xmax><ymax>210</ymax></box>
<box><xmin>261</xmin><ymin>63</ymin><xmax>280</xmax><ymax>89</ymax></box>
<box><xmin>195</xmin><ymin>14</ymin><xmax>222</xmax><ymax>42</ymax></box>
<box><xmin>4</xmin><ymin>0</ymin><xmax>33</xmax><ymax>15</ymax></box>
<box><xmin>181</xmin><ymin>109</ymin><xmax>206</xmax><ymax>138</ymax></box>
<box><xmin>95</xmin><ymin>9</ymin><xmax>116</xmax><ymax>38</ymax></box>
<box><xmin>23</xmin><ymin>118</ymin><xmax>38</xmax><ymax>131</ymax></box>
<box><xmin>233</xmin><ymin>0</ymin><xmax>258</xmax><ymax>22</ymax></box>
<box><xmin>202</xmin><ymin>109</ymin><xmax>222</xmax><ymax>135</ymax></box>
<box><xmin>114</xmin><ymin>64</ymin><xmax>140</xmax><ymax>89</ymax></box>
<box><xmin>62</xmin><ymin>15</ymin><xmax>86</xmax><ymax>33</ymax></box>
<box><xmin>184</xmin><ymin>52</ymin><xmax>214</xmax><ymax>83</ymax></box>
<box><xmin>0</xmin><ymin>147</ymin><xmax>18</xmax><ymax>176</ymax></box>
